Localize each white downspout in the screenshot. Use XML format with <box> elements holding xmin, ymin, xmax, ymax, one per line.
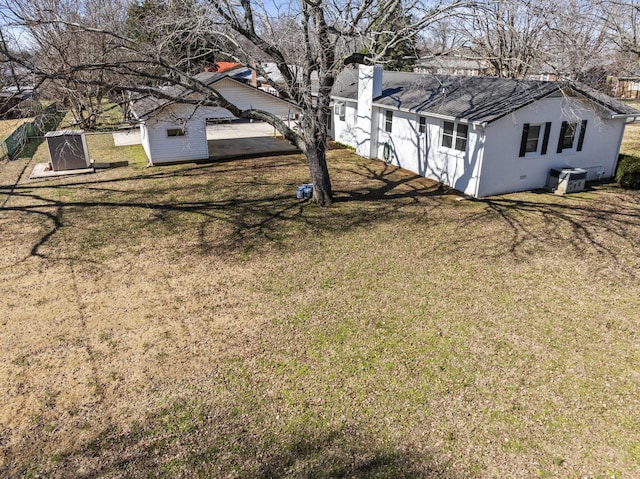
<box><xmin>474</xmin><ymin>124</ymin><xmax>487</xmax><ymax>198</ymax></box>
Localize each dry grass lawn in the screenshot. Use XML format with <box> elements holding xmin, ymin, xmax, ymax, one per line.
<box><xmin>620</xmin><ymin>100</ymin><xmax>640</xmax><ymax>157</ymax></box>
<box><xmin>1</xmin><ymin>136</ymin><xmax>639</xmax><ymax>478</ymax></box>
<box><xmin>621</xmin><ymin>122</ymin><xmax>640</xmax><ymax>157</ymax></box>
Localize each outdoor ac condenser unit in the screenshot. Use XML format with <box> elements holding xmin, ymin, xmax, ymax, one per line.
<box><xmin>45</xmin><ymin>130</ymin><xmax>91</xmax><ymax>171</ymax></box>
<box><xmin>547</xmin><ymin>167</ymin><xmax>587</xmax><ymax>194</ymax></box>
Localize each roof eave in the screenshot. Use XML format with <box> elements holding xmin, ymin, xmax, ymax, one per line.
<box><xmin>563</xmin><ymin>84</ymin><xmax>640</xmax><ymax>118</ymax></box>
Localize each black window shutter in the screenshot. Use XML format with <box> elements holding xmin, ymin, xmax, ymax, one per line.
<box><xmin>519</xmin><ymin>123</ymin><xmax>530</xmax><ymax>157</ymax></box>
<box><xmin>577</xmin><ymin>120</ymin><xmax>587</xmax><ymax>151</ymax></box>
<box><xmin>557</xmin><ymin>121</ymin><xmax>567</xmax><ymax>153</ymax></box>
<box><xmin>541</xmin><ymin>122</ymin><xmax>551</xmax><ymax>155</ymax></box>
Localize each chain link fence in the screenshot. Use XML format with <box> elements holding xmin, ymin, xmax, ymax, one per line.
<box><xmin>0</xmin><ymin>103</ymin><xmax>67</xmax><ymax>161</ymax></box>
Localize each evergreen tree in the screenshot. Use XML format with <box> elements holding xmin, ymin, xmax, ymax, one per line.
<box><xmin>366</xmin><ymin>3</ymin><xmax>418</xmax><ymax>71</ymax></box>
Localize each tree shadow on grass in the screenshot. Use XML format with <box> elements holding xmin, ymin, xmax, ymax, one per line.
<box><xmin>331</xmin><ymin>160</ymin><xmax>640</xmax><ymax>273</ymax></box>
<box><xmin>1</xmin><ymin>157</ymin><xmax>455</xmax><ymax>268</ymax></box>
<box><xmin>10</xmin><ymin>400</ymin><xmax>462</xmax><ymax>479</ymax></box>
<box><xmin>465</xmin><ymin>191</ymin><xmax>640</xmax><ymax>274</ymax></box>
<box><xmin>332</xmin><ymin>161</ymin><xmax>457</xmax><ymax>205</ymax></box>
<box><xmin>2</xmin><ymin>155</ymin><xmax>640</xmax><ymax>272</ymax></box>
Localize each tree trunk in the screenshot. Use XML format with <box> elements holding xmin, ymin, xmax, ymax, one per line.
<box><xmin>305</xmin><ymin>132</ymin><xmax>332</xmax><ymax>207</ymax></box>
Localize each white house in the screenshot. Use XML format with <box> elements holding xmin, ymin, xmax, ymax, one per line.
<box><xmin>131</xmin><ymin>72</ymin><xmax>301</xmax><ymax>165</ymax></box>
<box><xmin>330</xmin><ymin>65</ymin><xmax>640</xmax><ymax>197</ymax></box>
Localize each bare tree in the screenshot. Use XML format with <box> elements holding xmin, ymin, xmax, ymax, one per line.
<box><xmin>417</xmin><ymin>0</ymin><xmax>625</xmax><ymax>90</ymax></box>
<box><xmin>542</xmin><ymin>0</ymin><xmax>612</xmax><ymax>83</ymax></box>
<box><xmin>601</xmin><ymin>0</ymin><xmax>640</xmax><ymax>61</ymax></box>
<box><xmin>418</xmin><ymin>17</ymin><xmax>469</xmax><ymax>57</ymax></box>
<box><xmin>461</xmin><ymin>0</ymin><xmax>551</xmax><ymax>78</ymax></box>
<box><xmin>1</xmin><ymin>0</ymin><xmax>469</xmax><ymax>206</ymax></box>
<box><xmin>5</xmin><ymin>0</ymin><xmax>133</xmax><ymax>129</ymax></box>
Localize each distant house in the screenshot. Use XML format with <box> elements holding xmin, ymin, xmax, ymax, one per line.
<box><xmin>526</xmin><ymin>71</ymin><xmax>562</xmax><ymax>82</ymax></box>
<box><xmin>414</xmin><ymin>56</ymin><xmax>490</xmax><ymax>77</ymax></box>
<box><xmin>612</xmin><ymin>75</ymin><xmax>640</xmax><ymax>100</ymax></box>
<box><xmin>330</xmin><ymin>65</ymin><xmax>640</xmax><ymax>198</ymax></box>
<box><xmin>130</xmin><ymin>72</ymin><xmax>301</xmax><ymax>165</ymax></box>
<box><xmin>202</xmin><ymin>62</ymin><xmax>297</xmax><ymax>97</ymax></box>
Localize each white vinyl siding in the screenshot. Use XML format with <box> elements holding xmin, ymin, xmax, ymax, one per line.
<box><xmin>331</xmin><ymin>100</ymin><xmax>359</xmax><ymax>145</ymax></box>
<box><xmin>480</xmin><ymin>97</ymin><xmax>622</xmax><ymax>197</ymax></box>
<box><xmin>211</xmin><ymin>78</ymin><xmax>297</xmax><ymax>118</ymax></box>
<box><xmin>142</xmin><ymin>103</ymin><xmax>218</xmax><ymax>164</ymax></box>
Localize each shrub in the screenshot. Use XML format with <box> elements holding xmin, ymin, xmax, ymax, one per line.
<box><xmin>616</xmin><ymin>154</ymin><xmax>640</xmax><ymax>189</ymax></box>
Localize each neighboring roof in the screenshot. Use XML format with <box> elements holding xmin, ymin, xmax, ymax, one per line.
<box><xmin>331</xmin><ymin>69</ymin><xmax>640</xmax><ymax>124</ymax></box>
<box><xmin>207</xmin><ymin>62</ymin><xmax>241</xmax><ymax>73</ymax></box>
<box><xmin>256</xmin><ymin>62</ymin><xmax>319</xmax><ymax>86</ymax></box>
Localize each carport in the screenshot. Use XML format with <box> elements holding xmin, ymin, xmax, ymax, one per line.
<box><xmin>113</xmin><ymin>119</ymin><xmax>299</xmax><ymax>162</ymax></box>
<box><xmin>126</xmin><ymin>71</ymin><xmax>303</xmax><ymax>165</ymax></box>
<box><xmin>205</xmin><ymin>119</ymin><xmax>299</xmax><ymax>160</ymax></box>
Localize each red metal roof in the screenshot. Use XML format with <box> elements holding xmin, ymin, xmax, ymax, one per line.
<box><xmin>204</xmin><ymin>62</ymin><xmax>241</xmax><ymax>73</ymax></box>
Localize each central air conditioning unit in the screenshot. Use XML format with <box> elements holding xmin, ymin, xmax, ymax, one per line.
<box><xmin>547</xmin><ymin>167</ymin><xmax>587</xmax><ymax>194</ymax></box>
<box><xmin>45</xmin><ymin>130</ymin><xmax>91</xmax><ymax>171</ymax></box>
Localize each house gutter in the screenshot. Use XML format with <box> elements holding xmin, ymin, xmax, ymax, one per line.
<box><xmin>611</xmin><ymin>113</ymin><xmax>640</xmax><ymax>120</ymax></box>
<box><xmin>330</xmin><ymin>94</ymin><xmax>492</xmax><ymax>127</ymax></box>
<box><xmin>369</xmin><ymin>101</ymin><xmax>488</xmax><ymax>127</ymax></box>
<box><xmin>611</xmin><ymin>115</ymin><xmax>639</xmax><ymax>179</ymax></box>
<box><xmin>332</xmin><ymin>95</ymin><xmax>355</xmax><ymax>103</ymax></box>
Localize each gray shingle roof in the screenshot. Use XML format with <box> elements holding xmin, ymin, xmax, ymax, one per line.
<box><xmin>332</xmin><ymin>69</ymin><xmax>640</xmax><ymax>123</ymax></box>
<box><xmin>131</xmin><ymin>71</ymin><xmax>299</xmax><ymax>119</ymax></box>
<box><xmin>131</xmin><ymin>72</ymin><xmax>229</xmax><ymax>119</ymax></box>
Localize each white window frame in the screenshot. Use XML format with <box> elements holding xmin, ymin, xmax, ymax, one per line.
<box><xmin>418</xmin><ymin>116</ymin><xmax>427</xmax><ymax>135</ymax></box>
<box><xmin>519</xmin><ymin>122</ymin><xmax>552</xmax><ymax>158</ymax></box>
<box><xmin>557</xmin><ymin>120</ymin><xmax>587</xmax><ymax>154</ymax></box>
<box><xmin>524</xmin><ymin>124</ymin><xmax>542</xmax><ymax>155</ymax></box>
<box><xmin>384</xmin><ymin>110</ymin><xmax>393</xmax><ymax>133</ymax></box>
<box><xmin>441</xmin><ymin>120</ymin><xmax>468</xmax><ymax>152</ymax></box>
<box><xmin>334</xmin><ymin>102</ymin><xmax>346</xmax><ymax>121</ymax></box>
<box><xmin>562</xmin><ymin>122</ymin><xmax>578</xmax><ymax>151</ymax></box>
<box><xmin>167</xmin><ymin>128</ymin><xmax>187</xmax><ymax>137</ymax></box>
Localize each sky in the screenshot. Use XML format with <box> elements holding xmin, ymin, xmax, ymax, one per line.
<box><xmin>0</xmin><ymin>4</ymin><xmax>35</xmax><ymax>50</ymax></box>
